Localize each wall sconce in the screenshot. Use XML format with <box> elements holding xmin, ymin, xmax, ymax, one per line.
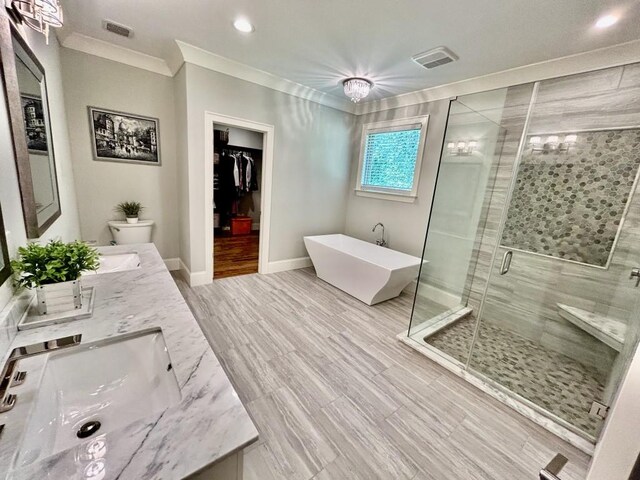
<box><xmin>6</xmin><ymin>0</ymin><xmax>63</xmax><ymax>44</ymax></box>
<box><xmin>447</xmin><ymin>139</ymin><xmax>478</xmax><ymax>156</ymax></box>
<box><xmin>530</xmin><ymin>134</ymin><xmax>578</xmax><ymax>153</ymax></box>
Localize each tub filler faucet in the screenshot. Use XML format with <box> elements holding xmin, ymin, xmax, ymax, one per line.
<box><xmin>372</xmin><ymin>223</ymin><xmax>387</xmax><ymax>247</ymax></box>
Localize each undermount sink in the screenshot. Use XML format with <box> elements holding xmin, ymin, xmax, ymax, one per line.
<box><xmin>14</xmin><ymin>329</ymin><xmax>181</xmax><ymax>467</ymax></box>
<box><xmin>84</xmin><ymin>253</ymin><xmax>141</xmax><ymax>275</ymax></box>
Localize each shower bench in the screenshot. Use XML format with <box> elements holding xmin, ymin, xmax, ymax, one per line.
<box><xmin>557</xmin><ymin>303</ymin><xmax>627</xmax><ymax>352</ymax></box>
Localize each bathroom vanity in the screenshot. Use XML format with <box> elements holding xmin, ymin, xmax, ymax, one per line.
<box><xmin>0</xmin><ymin>243</ymin><xmax>258</xmax><ymax>479</ymax></box>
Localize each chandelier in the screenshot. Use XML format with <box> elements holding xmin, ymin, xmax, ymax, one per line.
<box><xmin>343</xmin><ymin>77</ymin><xmax>372</xmax><ymax>103</ymax></box>
<box><xmin>11</xmin><ymin>0</ymin><xmax>64</xmax><ymax>44</ymax></box>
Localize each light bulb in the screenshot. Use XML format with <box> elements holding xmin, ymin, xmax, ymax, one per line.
<box><xmin>546</xmin><ymin>136</ymin><xmax>559</xmax><ymax>144</ymax></box>
<box><xmin>233</xmin><ymin>18</ymin><xmax>255</xmax><ymax>33</ymax></box>
<box><xmin>564</xmin><ymin>134</ymin><xmax>577</xmax><ymax>143</ymax></box>
<box><xmin>529</xmin><ymin>136</ymin><xmax>541</xmax><ymax>144</ymax></box>
<box><xmin>595</xmin><ymin>14</ymin><xmax>619</xmax><ymax>29</ymax></box>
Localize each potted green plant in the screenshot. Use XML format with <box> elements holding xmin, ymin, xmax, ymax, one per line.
<box><xmin>116</xmin><ymin>201</ymin><xmax>144</xmax><ymax>224</ymax></box>
<box><xmin>11</xmin><ymin>240</ymin><xmax>100</xmax><ymax>315</ymax></box>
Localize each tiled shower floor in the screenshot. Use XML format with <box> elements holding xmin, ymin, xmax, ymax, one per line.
<box><xmin>425</xmin><ymin>316</ymin><xmax>605</xmax><ymax>437</ymax></box>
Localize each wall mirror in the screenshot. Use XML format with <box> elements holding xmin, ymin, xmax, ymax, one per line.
<box><xmin>0</xmin><ymin>17</ymin><xmax>60</xmax><ymax>238</ymax></box>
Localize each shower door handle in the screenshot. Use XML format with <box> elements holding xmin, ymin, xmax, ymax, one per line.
<box><xmin>631</xmin><ymin>267</ymin><xmax>640</xmax><ymax>287</ymax></box>
<box><xmin>499</xmin><ymin>250</ymin><xmax>513</xmax><ymax>275</ymax></box>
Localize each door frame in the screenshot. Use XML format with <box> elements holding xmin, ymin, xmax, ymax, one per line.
<box><xmin>204</xmin><ymin>112</ymin><xmax>274</xmax><ymax>280</ymax></box>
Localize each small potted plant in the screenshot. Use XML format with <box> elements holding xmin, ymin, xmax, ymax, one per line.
<box><xmin>11</xmin><ymin>240</ymin><xmax>100</xmax><ymax>315</ymax></box>
<box><xmin>116</xmin><ymin>201</ymin><xmax>144</xmax><ymax>224</ymax></box>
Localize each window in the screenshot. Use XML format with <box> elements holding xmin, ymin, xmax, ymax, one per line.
<box><xmin>356</xmin><ymin>116</ymin><xmax>429</xmax><ymax>202</ymax></box>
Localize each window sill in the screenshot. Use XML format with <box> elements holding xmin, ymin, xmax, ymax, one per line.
<box><xmin>354</xmin><ymin>189</ymin><xmax>417</xmax><ymax>203</ymax></box>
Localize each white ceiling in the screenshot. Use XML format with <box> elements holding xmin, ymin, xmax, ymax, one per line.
<box><xmin>59</xmin><ymin>0</ymin><xmax>640</xmax><ymax>102</ymax></box>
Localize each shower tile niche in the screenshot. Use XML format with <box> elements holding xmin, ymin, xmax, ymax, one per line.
<box><xmin>501</xmin><ymin>128</ymin><xmax>640</xmax><ymax>267</ymax></box>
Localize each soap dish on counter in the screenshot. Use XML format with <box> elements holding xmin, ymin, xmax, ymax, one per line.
<box><xmin>18</xmin><ymin>287</ymin><xmax>96</xmax><ymax>331</ymax></box>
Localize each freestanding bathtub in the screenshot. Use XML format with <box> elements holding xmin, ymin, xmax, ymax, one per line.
<box><xmin>303</xmin><ymin>234</ymin><xmax>424</xmax><ymax>305</ymax></box>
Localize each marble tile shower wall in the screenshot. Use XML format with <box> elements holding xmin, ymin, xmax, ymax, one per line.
<box><xmin>502</xmin><ymin>129</ymin><xmax>640</xmax><ymax>267</ymax></box>
<box><xmin>465</xmin><ymin>64</ymin><xmax>640</xmax><ymax>384</ymax></box>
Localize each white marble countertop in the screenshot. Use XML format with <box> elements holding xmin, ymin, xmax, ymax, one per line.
<box><xmin>0</xmin><ymin>243</ymin><xmax>258</xmax><ymax>479</ymax></box>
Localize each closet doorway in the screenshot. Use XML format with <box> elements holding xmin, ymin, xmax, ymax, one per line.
<box><xmin>212</xmin><ymin>124</ymin><xmax>265</xmax><ymax>279</ymax></box>
<box><xmin>202</xmin><ymin>112</ymin><xmax>274</xmax><ymax>285</ymax></box>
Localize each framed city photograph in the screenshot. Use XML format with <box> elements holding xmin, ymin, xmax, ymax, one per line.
<box><xmin>21</xmin><ymin>94</ymin><xmax>48</xmax><ymax>154</ymax></box>
<box><xmin>88</xmin><ymin>107</ymin><xmax>160</xmax><ymax>166</ymax></box>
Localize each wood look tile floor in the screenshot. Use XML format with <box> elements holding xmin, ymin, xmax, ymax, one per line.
<box><xmin>214</xmin><ymin>231</ymin><xmax>260</xmax><ymax>279</ymax></box>
<box><xmin>173</xmin><ymin>268</ymin><xmax>591</xmax><ymax>480</ymax></box>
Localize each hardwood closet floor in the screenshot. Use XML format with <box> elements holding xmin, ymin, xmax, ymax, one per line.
<box><xmin>173</xmin><ymin>269</ymin><xmax>590</xmax><ymax>480</ymax></box>
<box><xmin>214</xmin><ymin>231</ymin><xmax>259</xmax><ymax>279</ymax></box>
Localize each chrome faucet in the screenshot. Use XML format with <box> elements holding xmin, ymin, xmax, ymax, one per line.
<box><xmin>0</xmin><ymin>334</ymin><xmax>81</xmax><ymax>413</ymax></box>
<box><xmin>372</xmin><ymin>222</ymin><xmax>387</xmax><ymax>247</ymax></box>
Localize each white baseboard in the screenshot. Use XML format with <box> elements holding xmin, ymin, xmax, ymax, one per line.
<box><xmin>179</xmin><ymin>259</ymin><xmax>212</xmax><ymax>287</ymax></box>
<box><xmin>178</xmin><ymin>256</ymin><xmax>311</xmax><ymax>282</ymax></box>
<box><xmin>178</xmin><ymin>259</ymin><xmax>191</xmax><ymax>283</ymax></box>
<box><xmin>163</xmin><ymin>258</ymin><xmax>181</xmax><ymax>271</ymax></box>
<box><xmin>266</xmin><ymin>256</ymin><xmax>312</xmax><ymax>274</ymax></box>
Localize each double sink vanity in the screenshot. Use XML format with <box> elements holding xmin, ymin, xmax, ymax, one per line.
<box><xmin>0</xmin><ymin>243</ymin><xmax>258</xmax><ymax>479</ymax></box>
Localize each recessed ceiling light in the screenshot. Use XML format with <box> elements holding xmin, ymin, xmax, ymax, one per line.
<box><xmin>233</xmin><ymin>18</ymin><xmax>255</xmax><ymax>33</ymax></box>
<box><xmin>595</xmin><ymin>14</ymin><xmax>619</xmax><ymax>29</ymax></box>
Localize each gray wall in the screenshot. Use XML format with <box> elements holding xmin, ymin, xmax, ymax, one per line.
<box><xmin>60</xmin><ymin>49</ymin><xmax>179</xmax><ymax>260</ymax></box>
<box><xmin>180</xmin><ymin>62</ymin><xmax>354</xmax><ymax>273</ymax></box>
<box><xmin>174</xmin><ymin>66</ymin><xmax>191</xmax><ymax>270</ymax></box>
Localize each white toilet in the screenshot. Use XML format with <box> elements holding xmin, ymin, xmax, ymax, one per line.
<box><xmin>107</xmin><ymin>220</ymin><xmax>154</xmax><ymax>245</ymax></box>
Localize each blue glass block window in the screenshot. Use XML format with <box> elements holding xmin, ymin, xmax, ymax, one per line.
<box><xmin>361</xmin><ymin>128</ymin><xmax>422</xmax><ymax>191</ymax></box>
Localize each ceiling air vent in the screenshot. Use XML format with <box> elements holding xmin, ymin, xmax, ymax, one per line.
<box><xmin>412</xmin><ymin>47</ymin><xmax>458</xmax><ymax>70</ymax></box>
<box><xmin>102</xmin><ymin>20</ymin><xmax>133</xmax><ymax>38</ymax></box>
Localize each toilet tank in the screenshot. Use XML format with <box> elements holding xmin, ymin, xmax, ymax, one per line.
<box><xmin>108</xmin><ymin>220</ymin><xmax>154</xmax><ymax>245</ymax></box>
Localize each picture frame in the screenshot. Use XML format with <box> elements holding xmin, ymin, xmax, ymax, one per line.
<box><xmin>21</xmin><ymin>93</ymin><xmax>48</xmax><ymax>155</ymax></box>
<box><xmin>88</xmin><ymin>106</ymin><xmax>161</xmax><ymax>166</ymax></box>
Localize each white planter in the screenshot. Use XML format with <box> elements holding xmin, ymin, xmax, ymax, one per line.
<box><xmin>36</xmin><ymin>279</ymin><xmax>82</xmax><ymax>315</ymax></box>
<box><xmin>126</xmin><ymin>217</ymin><xmax>139</xmax><ymax>224</ymax></box>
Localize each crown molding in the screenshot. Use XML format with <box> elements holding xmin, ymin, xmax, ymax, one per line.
<box><xmin>175</xmin><ymin>40</ymin><xmax>355</xmax><ymax>114</ymax></box>
<box><xmin>60</xmin><ymin>32</ymin><xmax>173</xmax><ymax>77</ymax></box>
<box><xmin>356</xmin><ymin>39</ymin><xmax>640</xmax><ymax>115</ymax></box>
<box><xmin>59</xmin><ymin>32</ymin><xmax>640</xmax><ymax>117</ymax></box>
<box><xmin>58</xmin><ymin>32</ymin><xmax>355</xmax><ymax>113</ymax></box>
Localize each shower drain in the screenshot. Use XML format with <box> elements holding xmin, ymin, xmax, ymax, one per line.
<box><xmin>77</xmin><ymin>420</ymin><xmax>101</xmax><ymax>439</ymax></box>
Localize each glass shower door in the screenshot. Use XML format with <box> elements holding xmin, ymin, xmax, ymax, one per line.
<box><xmin>408</xmin><ymin>96</ymin><xmax>507</xmax><ymax>348</ymax></box>
<box><xmin>408</xmin><ymin>86</ymin><xmax>537</xmax><ymax>367</ymax></box>
<box><xmin>468</xmin><ymin>66</ymin><xmax>640</xmax><ymax>440</ymax></box>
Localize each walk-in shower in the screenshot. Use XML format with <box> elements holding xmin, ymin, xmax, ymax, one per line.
<box><xmin>402</xmin><ymin>64</ymin><xmax>640</xmax><ymax>452</ymax></box>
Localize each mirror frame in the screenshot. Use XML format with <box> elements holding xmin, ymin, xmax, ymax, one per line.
<box><xmin>0</xmin><ymin>204</ymin><xmax>10</xmax><ymax>286</ymax></box>
<box><xmin>0</xmin><ymin>11</ymin><xmax>61</xmax><ymax>238</ymax></box>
